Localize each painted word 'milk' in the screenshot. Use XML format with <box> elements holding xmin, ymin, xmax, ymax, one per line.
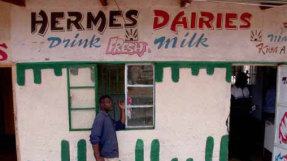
<box><xmin>154</xmin><ymin>32</ymin><xmax>209</xmax><ymax>49</ymax></box>
<box><xmin>106</xmin><ymin>37</ymin><xmax>150</xmax><ymax>57</ymax></box>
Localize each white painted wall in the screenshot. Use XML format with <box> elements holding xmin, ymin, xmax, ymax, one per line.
<box><xmin>15</xmin><ymin>68</ymin><xmax>230</xmax><ymax>161</ymax></box>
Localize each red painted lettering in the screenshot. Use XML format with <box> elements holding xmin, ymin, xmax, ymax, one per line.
<box><xmin>152</xmin><ymin>10</ymin><xmax>252</xmax><ymax>32</ymax></box>
<box><xmin>225</xmin><ymin>13</ymin><xmax>237</xmax><ymax>29</ymax></box>
<box><xmin>256</xmin><ymin>43</ymin><xmax>280</xmax><ymax>55</ymax></box>
<box><xmin>153</xmin><ymin>10</ymin><xmax>169</xmax><ymax>30</ymax></box>
<box><xmin>216</xmin><ymin>13</ymin><xmax>223</xmax><ymax>29</ymax></box>
<box><xmin>0</xmin><ymin>43</ymin><xmax>8</xmax><ymax>61</ymax></box>
<box><xmin>190</xmin><ymin>12</ymin><xmax>197</xmax><ymax>29</ymax></box>
<box><xmin>170</xmin><ymin>11</ymin><xmax>188</xmax><ymax>33</ymax></box>
<box><xmin>199</xmin><ymin>12</ymin><xmax>214</xmax><ymax>29</ymax></box>
<box><xmin>240</xmin><ymin>13</ymin><xmax>252</xmax><ymax>29</ymax></box>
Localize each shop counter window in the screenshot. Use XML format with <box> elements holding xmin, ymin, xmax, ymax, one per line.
<box><xmin>67</xmin><ymin>64</ymin><xmax>155</xmax><ymax>131</ymax></box>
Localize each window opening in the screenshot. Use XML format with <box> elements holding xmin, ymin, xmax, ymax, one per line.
<box><xmin>67</xmin><ymin>63</ymin><xmax>155</xmax><ymax>131</ymax></box>
<box><xmin>67</xmin><ymin>65</ymin><xmax>97</xmax><ymax>131</ymax></box>
<box><xmin>125</xmin><ymin>64</ymin><xmax>155</xmax><ymax>129</ymax></box>
<box><xmin>98</xmin><ymin>64</ymin><xmax>125</xmax><ymax>121</ymax></box>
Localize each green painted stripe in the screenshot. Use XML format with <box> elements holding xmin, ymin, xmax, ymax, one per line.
<box><xmin>54</xmin><ymin>67</ymin><xmax>63</xmax><ymax>76</ymax></box>
<box><xmin>33</xmin><ymin>68</ymin><xmax>41</xmax><ymax>84</ymax></box>
<box><xmin>61</xmin><ymin>140</ymin><xmax>70</xmax><ymax>161</ymax></box>
<box><xmin>206</xmin><ymin>66</ymin><xmax>215</xmax><ymax>75</ymax></box>
<box><xmin>191</xmin><ymin>65</ymin><xmax>200</xmax><ymax>76</ymax></box>
<box><xmin>205</xmin><ymin>136</ymin><xmax>214</xmax><ymax>161</ymax></box>
<box><xmin>16</xmin><ymin>64</ymin><xmax>25</xmax><ymax>86</ymax></box>
<box><xmin>225</xmin><ymin>64</ymin><xmax>232</xmax><ymax>83</ymax></box>
<box><xmin>155</xmin><ymin>63</ymin><xmax>164</xmax><ymax>82</ymax></box>
<box><xmin>186</xmin><ymin>158</ymin><xmax>193</xmax><ymax>161</ymax></box>
<box><xmin>155</xmin><ymin>62</ymin><xmax>233</xmax><ymax>83</ymax></box>
<box><xmin>16</xmin><ymin>61</ymin><xmax>281</xmax><ymax>86</ymax></box>
<box><xmin>171</xmin><ymin>65</ymin><xmax>180</xmax><ymax>83</ymax></box>
<box><xmin>151</xmin><ymin>139</ymin><xmax>160</xmax><ymax>161</ymax></box>
<box><xmin>135</xmin><ymin>139</ymin><xmax>144</xmax><ymax>161</ymax></box>
<box><xmin>219</xmin><ymin>135</ymin><xmax>229</xmax><ymax>161</ymax></box>
<box><xmin>78</xmin><ymin>139</ymin><xmax>86</xmax><ymax>161</ymax></box>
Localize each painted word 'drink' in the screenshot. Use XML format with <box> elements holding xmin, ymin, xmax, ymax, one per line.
<box><xmin>106</xmin><ymin>37</ymin><xmax>151</xmax><ymax>57</ymax></box>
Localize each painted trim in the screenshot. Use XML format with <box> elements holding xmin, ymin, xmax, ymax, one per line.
<box><xmin>151</xmin><ymin>139</ymin><xmax>160</xmax><ymax>161</ymax></box>
<box><xmin>220</xmin><ymin>135</ymin><xmax>229</xmax><ymax>161</ymax></box>
<box><xmin>205</xmin><ymin>136</ymin><xmax>214</xmax><ymax>161</ymax></box>
<box><xmin>61</xmin><ymin>140</ymin><xmax>70</xmax><ymax>161</ymax></box>
<box><xmin>77</xmin><ymin>139</ymin><xmax>86</xmax><ymax>161</ymax></box>
<box><xmin>154</xmin><ymin>62</ymin><xmax>232</xmax><ymax>83</ymax></box>
<box><xmin>135</xmin><ymin>139</ymin><xmax>144</xmax><ymax>161</ymax></box>
<box><xmin>16</xmin><ymin>61</ymin><xmax>279</xmax><ymax>86</ymax></box>
<box><xmin>57</xmin><ymin>136</ymin><xmax>228</xmax><ymax>161</ymax></box>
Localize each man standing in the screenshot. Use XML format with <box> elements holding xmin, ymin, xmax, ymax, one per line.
<box><xmin>90</xmin><ymin>95</ymin><xmax>125</xmax><ymax>161</ymax></box>
<box><xmin>230</xmin><ymin>72</ymin><xmax>252</xmax><ymax>161</ymax></box>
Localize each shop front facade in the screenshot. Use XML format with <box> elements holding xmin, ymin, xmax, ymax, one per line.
<box><xmin>1</xmin><ymin>0</ymin><xmax>287</xmax><ymax>161</ymax></box>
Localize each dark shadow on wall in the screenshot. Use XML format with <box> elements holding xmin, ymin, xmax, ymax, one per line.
<box><xmin>0</xmin><ymin>67</ymin><xmax>17</xmax><ymax>161</ymax></box>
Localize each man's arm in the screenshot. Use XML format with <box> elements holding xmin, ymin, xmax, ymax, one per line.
<box><xmin>118</xmin><ymin>101</ymin><xmax>126</xmax><ymax>124</ymax></box>
<box><xmin>92</xmin><ymin>144</ymin><xmax>104</xmax><ymax>161</ymax></box>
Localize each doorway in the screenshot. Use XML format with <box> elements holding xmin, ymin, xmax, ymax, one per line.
<box><xmin>0</xmin><ymin>67</ymin><xmax>17</xmax><ymax>161</ymax></box>
<box><xmin>229</xmin><ymin>65</ymin><xmax>277</xmax><ymax>161</ymax></box>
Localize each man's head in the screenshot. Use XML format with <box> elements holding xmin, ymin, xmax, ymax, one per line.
<box><xmin>235</xmin><ymin>72</ymin><xmax>248</xmax><ymax>87</ymax></box>
<box><xmin>99</xmin><ymin>95</ymin><xmax>113</xmax><ymax>112</ymax></box>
